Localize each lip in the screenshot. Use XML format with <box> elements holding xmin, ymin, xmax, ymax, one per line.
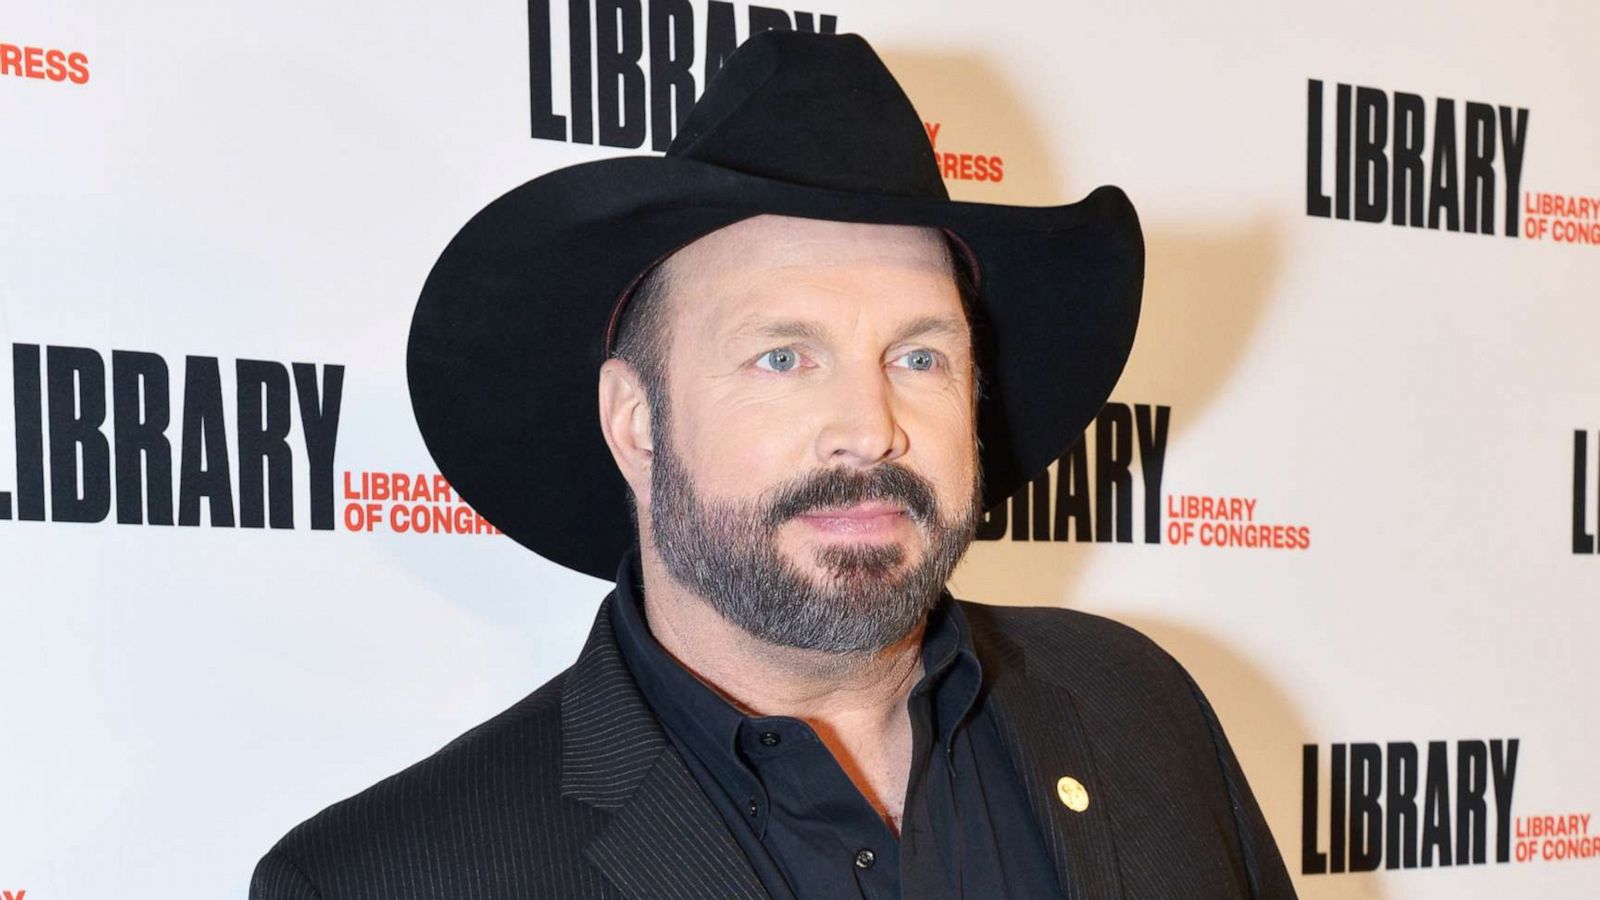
<box><xmin>798</xmin><ymin>502</ymin><xmax>907</xmax><ymax>520</ymax></box>
<box><xmin>795</xmin><ymin>502</ymin><xmax>910</xmax><ymax>537</ymax></box>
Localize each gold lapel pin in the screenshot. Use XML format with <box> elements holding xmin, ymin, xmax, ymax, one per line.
<box><xmin>1056</xmin><ymin>776</ymin><xmax>1090</xmax><ymax>812</ymax></box>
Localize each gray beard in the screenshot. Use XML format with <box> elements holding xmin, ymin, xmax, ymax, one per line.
<box><xmin>647</xmin><ymin>416</ymin><xmax>981</xmax><ymax>653</ymax></box>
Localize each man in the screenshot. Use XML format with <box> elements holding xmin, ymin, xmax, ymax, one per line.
<box><xmin>252</xmin><ymin>30</ymin><xmax>1295</xmax><ymax>899</ymax></box>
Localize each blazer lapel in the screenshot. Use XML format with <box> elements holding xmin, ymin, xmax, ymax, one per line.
<box><xmin>966</xmin><ymin>604</ymin><xmax>1126</xmax><ymax>900</ymax></box>
<box><xmin>561</xmin><ymin>593</ymin><xmax>769</xmax><ymax>900</ymax></box>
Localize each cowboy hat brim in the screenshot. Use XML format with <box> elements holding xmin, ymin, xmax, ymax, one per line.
<box><xmin>408</xmin><ymin>154</ymin><xmax>1143</xmax><ymax>580</ymax></box>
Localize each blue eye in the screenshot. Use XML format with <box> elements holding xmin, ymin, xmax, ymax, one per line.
<box><xmin>757</xmin><ymin>347</ymin><xmax>799</xmax><ymax>372</ymax></box>
<box><xmin>898</xmin><ymin>349</ymin><xmax>937</xmax><ymax>371</ymax></box>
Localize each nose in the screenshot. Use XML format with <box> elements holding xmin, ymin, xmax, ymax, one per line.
<box><xmin>812</xmin><ymin>361</ymin><xmax>909</xmax><ymax>468</ymax></box>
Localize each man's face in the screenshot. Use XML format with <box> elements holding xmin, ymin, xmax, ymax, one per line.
<box><xmin>640</xmin><ymin>214</ymin><xmax>982</xmax><ymax>653</ymax></box>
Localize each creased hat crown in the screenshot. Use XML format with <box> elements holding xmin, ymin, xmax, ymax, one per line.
<box><xmin>667</xmin><ymin>31</ymin><xmax>948</xmax><ymax>200</ymax></box>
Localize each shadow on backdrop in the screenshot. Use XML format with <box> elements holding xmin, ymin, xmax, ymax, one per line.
<box><xmin>880</xmin><ymin>47</ymin><xmax>1063</xmax><ymax>208</ymax></box>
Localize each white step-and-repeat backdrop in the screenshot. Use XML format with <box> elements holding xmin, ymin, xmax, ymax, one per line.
<box><xmin>3</xmin><ymin>1</ymin><xmax>1597</xmax><ymax>897</ymax></box>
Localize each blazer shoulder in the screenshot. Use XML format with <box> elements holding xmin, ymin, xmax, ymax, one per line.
<box><xmin>252</xmin><ymin>669</ymin><xmax>595</xmax><ymax>898</ymax></box>
<box><xmin>958</xmin><ymin>599</ymin><xmax>1222</xmax><ymax>734</ymax></box>
<box><xmin>958</xmin><ymin>599</ymin><xmax>1183</xmax><ymax>681</ymax></box>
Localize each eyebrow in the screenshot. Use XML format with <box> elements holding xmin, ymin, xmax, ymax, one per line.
<box><xmin>728</xmin><ymin>315</ymin><xmax>968</xmax><ymax>347</ymax></box>
<box><xmin>733</xmin><ymin>319</ymin><xmax>831</xmax><ymax>344</ymax></box>
<box><xmin>888</xmin><ymin>315</ymin><xmax>969</xmax><ymax>345</ymax></box>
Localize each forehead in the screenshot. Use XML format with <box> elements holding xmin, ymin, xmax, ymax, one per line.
<box><xmin>670</xmin><ymin>214</ymin><xmax>949</xmax><ymax>274</ymax></box>
<box><xmin>661</xmin><ymin>215</ymin><xmax>959</xmax><ymax>333</ymax></box>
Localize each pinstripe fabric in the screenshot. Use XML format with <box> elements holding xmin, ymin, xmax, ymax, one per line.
<box><xmin>251</xmin><ymin>594</ymin><xmax>1294</xmax><ymax>900</ymax></box>
<box><xmin>963</xmin><ymin>603</ymin><xmax>1297</xmax><ymax>899</ymax></box>
<box><xmin>584</xmin><ymin>751</ymin><xmax>767</xmax><ymax>900</ymax></box>
<box><xmin>560</xmin><ymin>632</ymin><xmax>669</xmax><ymax>811</ymax></box>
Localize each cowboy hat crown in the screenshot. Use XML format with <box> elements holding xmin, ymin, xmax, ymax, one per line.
<box><xmin>665</xmin><ymin>32</ymin><xmax>946</xmax><ymax>198</ymax></box>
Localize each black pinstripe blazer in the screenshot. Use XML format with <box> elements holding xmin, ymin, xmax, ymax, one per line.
<box><xmin>251</xmin><ymin>596</ymin><xmax>1296</xmax><ymax>899</ymax></box>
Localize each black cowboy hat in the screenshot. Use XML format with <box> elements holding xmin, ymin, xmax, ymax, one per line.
<box><xmin>407</xmin><ymin>30</ymin><xmax>1143</xmax><ymax>580</ymax></box>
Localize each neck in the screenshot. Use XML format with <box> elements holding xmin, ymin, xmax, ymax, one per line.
<box><xmin>635</xmin><ymin>546</ymin><xmax>927</xmax><ymax>831</ymax></box>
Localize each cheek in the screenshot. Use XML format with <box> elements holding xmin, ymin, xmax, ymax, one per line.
<box><xmin>901</xmin><ymin>393</ymin><xmax>980</xmax><ymax>501</ymax></box>
<box><xmin>673</xmin><ymin>392</ymin><xmax>812</xmax><ymax>496</ymax></box>
<box><xmin>932</xmin><ymin>435</ymin><xmax>981</xmax><ymax>508</ymax></box>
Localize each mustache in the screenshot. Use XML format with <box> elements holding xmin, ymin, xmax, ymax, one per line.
<box><xmin>761</xmin><ymin>463</ymin><xmax>939</xmax><ymax>529</ymax></box>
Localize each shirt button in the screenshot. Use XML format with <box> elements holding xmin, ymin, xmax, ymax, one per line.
<box><xmin>747</xmin><ymin>799</ymin><xmax>759</xmax><ymax>817</ymax></box>
<box><xmin>759</xmin><ymin>731</ymin><xmax>781</xmax><ymax>746</ymax></box>
<box><xmin>854</xmin><ymin>848</ymin><xmax>876</xmax><ymax>869</ymax></box>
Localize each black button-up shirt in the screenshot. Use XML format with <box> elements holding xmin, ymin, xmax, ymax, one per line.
<box><xmin>610</xmin><ymin>551</ymin><xmax>1061</xmax><ymax>899</ymax></box>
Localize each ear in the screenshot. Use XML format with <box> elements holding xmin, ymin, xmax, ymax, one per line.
<box><xmin>598</xmin><ymin>358</ymin><xmax>656</xmax><ymax>500</ymax></box>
